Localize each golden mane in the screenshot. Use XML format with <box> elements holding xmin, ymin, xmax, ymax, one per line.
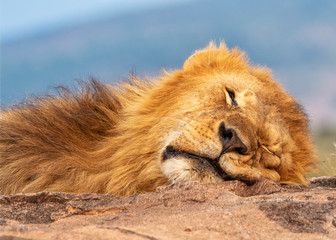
<box><xmin>0</xmin><ymin>43</ymin><xmax>317</xmax><ymax>196</ymax></box>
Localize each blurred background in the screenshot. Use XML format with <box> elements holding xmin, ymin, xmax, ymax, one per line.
<box><xmin>1</xmin><ymin>0</ymin><xmax>335</xmax><ymax>175</ymax></box>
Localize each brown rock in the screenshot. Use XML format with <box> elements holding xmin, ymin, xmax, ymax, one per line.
<box><xmin>310</xmin><ymin>176</ymin><xmax>336</xmax><ymax>188</ymax></box>
<box><xmin>1</xmin><ymin>177</ymin><xmax>335</xmax><ymax>239</ymax></box>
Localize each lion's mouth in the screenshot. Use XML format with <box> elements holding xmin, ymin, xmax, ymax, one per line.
<box><xmin>162</xmin><ymin>146</ymin><xmax>233</xmax><ymax>181</ymax></box>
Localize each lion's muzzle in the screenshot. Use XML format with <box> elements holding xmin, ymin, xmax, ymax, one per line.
<box><xmin>162</xmin><ymin>122</ymin><xmax>252</xmax><ymax>182</ymax></box>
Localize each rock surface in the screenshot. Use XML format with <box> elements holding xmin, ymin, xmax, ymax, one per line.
<box><xmin>1</xmin><ymin>177</ymin><xmax>335</xmax><ymax>240</ymax></box>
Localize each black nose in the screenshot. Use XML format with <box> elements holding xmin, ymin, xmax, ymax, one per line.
<box><xmin>218</xmin><ymin>122</ymin><xmax>248</xmax><ymax>154</ymax></box>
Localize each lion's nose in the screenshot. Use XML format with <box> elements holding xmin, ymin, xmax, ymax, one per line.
<box><xmin>218</xmin><ymin>122</ymin><xmax>247</xmax><ymax>155</ymax></box>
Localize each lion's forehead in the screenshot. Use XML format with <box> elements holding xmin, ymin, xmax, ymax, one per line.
<box><xmin>168</xmin><ymin>73</ymin><xmax>278</xmax><ymax>117</ymax></box>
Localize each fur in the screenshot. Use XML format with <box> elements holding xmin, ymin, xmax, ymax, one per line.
<box><xmin>0</xmin><ymin>43</ymin><xmax>317</xmax><ymax>196</ymax></box>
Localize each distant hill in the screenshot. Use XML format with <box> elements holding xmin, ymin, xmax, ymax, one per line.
<box><xmin>1</xmin><ymin>0</ymin><xmax>336</xmax><ymax>126</ymax></box>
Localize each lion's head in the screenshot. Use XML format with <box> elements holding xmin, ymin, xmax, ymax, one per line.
<box><xmin>143</xmin><ymin>43</ymin><xmax>317</xmax><ymax>186</ymax></box>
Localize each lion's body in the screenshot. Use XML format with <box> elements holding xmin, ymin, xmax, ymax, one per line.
<box><xmin>0</xmin><ymin>43</ymin><xmax>317</xmax><ymax>196</ymax></box>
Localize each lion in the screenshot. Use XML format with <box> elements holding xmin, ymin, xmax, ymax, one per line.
<box><xmin>0</xmin><ymin>42</ymin><xmax>317</xmax><ymax>196</ymax></box>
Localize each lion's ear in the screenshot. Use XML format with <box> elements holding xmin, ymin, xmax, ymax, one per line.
<box><xmin>182</xmin><ymin>42</ymin><xmax>229</xmax><ymax>70</ymax></box>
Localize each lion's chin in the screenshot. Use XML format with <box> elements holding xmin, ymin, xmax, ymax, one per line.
<box><xmin>161</xmin><ymin>146</ymin><xmax>258</xmax><ymax>184</ymax></box>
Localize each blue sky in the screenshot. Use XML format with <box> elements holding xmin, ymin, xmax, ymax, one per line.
<box><xmin>0</xmin><ymin>0</ymin><xmax>190</xmax><ymax>42</ymax></box>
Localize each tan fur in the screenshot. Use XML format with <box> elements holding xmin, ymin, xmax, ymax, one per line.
<box><xmin>0</xmin><ymin>43</ymin><xmax>317</xmax><ymax>196</ymax></box>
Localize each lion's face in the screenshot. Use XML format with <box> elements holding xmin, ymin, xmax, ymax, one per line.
<box><xmin>150</xmin><ymin>44</ymin><xmax>311</xmax><ymax>185</ymax></box>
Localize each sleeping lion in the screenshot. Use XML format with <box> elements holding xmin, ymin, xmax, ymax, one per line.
<box><xmin>0</xmin><ymin>43</ymin><xmax>317</xmax><ymax>196</ymax></box>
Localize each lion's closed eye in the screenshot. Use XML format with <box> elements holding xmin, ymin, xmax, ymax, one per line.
<box><xmin>226</xmin><ymin>88</ymin><xmax>237</xmax><ymax>106</ymax></box>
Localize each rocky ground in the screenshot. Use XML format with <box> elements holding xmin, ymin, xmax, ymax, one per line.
<box><xmin>1</xmin><ymin>177</ymin><xmax>335</xmax><ymax>240</ymax></box>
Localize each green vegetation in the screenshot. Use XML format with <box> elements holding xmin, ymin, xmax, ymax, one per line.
<box><xmin>307</xmin><ymin>127</ymin><xmax>336</xmax><ymax>177</ymax></box>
